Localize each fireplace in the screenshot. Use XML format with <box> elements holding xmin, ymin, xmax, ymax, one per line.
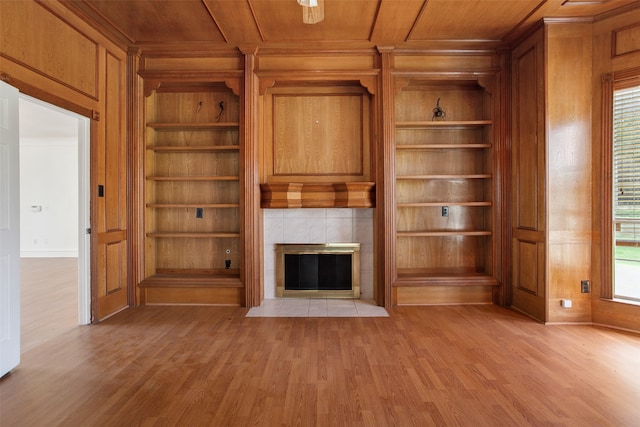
<box><xmin>276</xmin><ymin>243</ymin><xmax>360</xmax><ymax>298</ymax></box>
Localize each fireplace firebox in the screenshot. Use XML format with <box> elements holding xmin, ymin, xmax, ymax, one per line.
<box><xmin>276</xmin><ymin>243</ymin><xmax>360</xmax><ymax>298</ymax></box>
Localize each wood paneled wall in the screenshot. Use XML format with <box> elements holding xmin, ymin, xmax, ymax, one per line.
<box><xmin>4</xmin><ymin>0</ymin><xmax>640</xmax><ymax>330</ymax></box>
<box><xmin>0</xmin><ymin>0</ymin><xmax>129</xmax><ymax>321</ymax></box>
<box><xmin>511</xmin><ymin>22</ymin><xmax>593</xmax><ymax>324</ymax></box>
<box><xmin>0</xmin><ymin>2</ymin><xmax>99</xmax><ymax>101</ymax></box>
<box><xmin>264</xmin><ymin>86</ymin><xmax>371</xmax><ymax>183</ymax></box>
<box><xmin>545</xmin><ymin>22</ymin><xmax>593</xmax><ymax>324</ymax></box>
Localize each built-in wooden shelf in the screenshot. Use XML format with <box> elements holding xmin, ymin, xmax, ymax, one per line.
<box><xmin>396</xmin><ymin>144</ymin><xmax>491</xmax><ymax>149</ymax></box>
<box><xmin>147</xmin><ymin>145</ymin><xmax>239</xmax><ymax>153</ymax></box>
<box><xmin>396</xmin><ymin>174</ymin><xmax>492</xmax><ymax>180</ymax></box>
<box><xmin>147</xmin><ymin>122</ymin><xmax>239</xmax><ymax>131</ymax></box>
<box><xmin>139</xmin><ymin>272</ymin><xmax>242</xmax><ymax>288</ymax></box>
<box><xmin>392</xmin><ymin>79</ymin><xmax>498</xmax><ymax>304</ymax></box>
<box><xmin>146</xmin><ymin>203</ymin><xmax>240</xmax><ymax>208</ymax></box>
<box><xmin>395</xmin><ymin>270</ymin><xmax>499</xmax><ymax>287</ymax></box>
<box><xmin>395</xmin><ymin>120</ymin><xmax>492</xmax><ymax>129</ymax></box>
<box><xmin>397</xmin><ymin>230</ymin><xmax>492</xmax><ymax>237</ymax></box>
<box><xmin>142</xmin><ymin>84</ymin><xmax>243</xmax><ymax>306</ymax></box>
<box><xmin>146</xmin><ymin>232</ymin><xmax>240</xmax><ymax>238</ymax></box>
<box><xmin>146</xmin><ymin>176</ymin><xmax>239</xmax><ymax>181</ymax></box>
<box><xmin>260</xmin><ymin>182</ymin><xmax>375</xmax><ymax>208</ymax></box>
<box><xmin>397</xmin><ymin>201</ymin><xmax>492</xmax><ymax>207</ymax></box>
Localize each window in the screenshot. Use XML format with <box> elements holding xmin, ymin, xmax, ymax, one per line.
<box><xmin>612</xmin><ymin>84</ymin><xmax>640</xmax><ymax>302</ymax></box>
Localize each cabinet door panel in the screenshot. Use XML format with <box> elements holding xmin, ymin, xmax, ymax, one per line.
<box><xmin>513</xmin><ymin>45</ymin><xmax>544</xmax><ymax>231</ymax></box>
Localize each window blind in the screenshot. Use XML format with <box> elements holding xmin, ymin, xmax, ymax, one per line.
<box><xmin>613</xmin><ymin>85</ymin><xmax>640</xmax><ymax>242</ymax></box>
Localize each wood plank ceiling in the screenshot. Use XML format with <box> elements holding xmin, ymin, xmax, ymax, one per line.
<box><xmin>68</xmin><ymin>0</ymin><xmax>638</xmax><ymax>50</ymax></box>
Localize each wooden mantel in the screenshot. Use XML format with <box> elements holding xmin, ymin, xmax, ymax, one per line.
<box><xmin>260</xmin><ymin>182</ymin><xmax>375</xmax><ymax>209</ymax></box>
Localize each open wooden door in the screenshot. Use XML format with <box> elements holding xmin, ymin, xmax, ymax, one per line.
<box><xmin>0</xmin><ymin>81</ymin><xmax>20</xmax><ymax>376</ymax></box>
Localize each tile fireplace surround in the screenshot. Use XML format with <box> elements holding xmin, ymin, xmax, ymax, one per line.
<box><xmin>263</xmin><ymin>208</ymin><xmax>374</xmax><ymax>300</ymax></box>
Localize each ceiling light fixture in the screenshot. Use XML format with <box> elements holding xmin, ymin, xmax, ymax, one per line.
<box><xmin>297</xmin><ymin>0</ymin><xmax>324</xmax><ymax>24</ymax></box>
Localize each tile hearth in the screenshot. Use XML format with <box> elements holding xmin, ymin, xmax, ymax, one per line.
<box><xmin>246</xmin><ymin>299</ymin><xmax>388</xmax><ymax>318</ymax></box>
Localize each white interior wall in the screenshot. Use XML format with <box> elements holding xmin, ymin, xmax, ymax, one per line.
<box><xmin>19</xmin><ymin>137</ymin><xmax>78</xmax><ymax>257</ymax></box>
<box><xmin>19</xmin><ymin>99</ymin><xmax>79</xmax><ymax>258</ymax></box>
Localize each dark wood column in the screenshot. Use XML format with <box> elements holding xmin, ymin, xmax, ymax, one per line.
<box><xmin>241</xmin><ymin>46</ymin><xmax>262</xmax><ymax>307</ymax></box>
<box><xmin>127</xmin><ymin>47</ymin><xmax>144</xmax><ymax>306</ymax></box>
<box><xmin>377</xmin><ymin>46</ymin><xmax>395</xmax><ymax>308</ymax></box>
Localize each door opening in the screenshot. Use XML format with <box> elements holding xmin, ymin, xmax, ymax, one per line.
<box><xmin>18</xmin><ymin>95</ymin><xmax>91</xmax><ymax>346</ymax></box>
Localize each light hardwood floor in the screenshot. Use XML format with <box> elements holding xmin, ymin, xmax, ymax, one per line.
<box><xmin>1</xmin><ymin>303</ymin><xmax>640</xmax><ymax>426</ymax></box>
<box><xmin>20</xmin><ymin>257</ymin><xmax>78</xmax><ymax>352</ymax></box>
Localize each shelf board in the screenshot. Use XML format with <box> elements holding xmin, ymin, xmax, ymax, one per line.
<box><xmin>146</xmin><ymin>203</ymin><xmax>240</xmax><ymax>208</ymax></box>
<box><xmin>147</xmin><ymin>232</ymin><xmax>240</xmax><ymax>238</ymax></box>
<box><xmin>146</xmin><ymin>176</ymin><xmax>239</xmax><ymax>181</ymax></box>
<box><xmin>397</xmin><ymin>201</ymin><xmax>492</xmax><ymax>207</ymax></box>
<box><xmin>139</xmin><ymin>272</ymin><xmax>242</xmax><ymax>288</ymax></box>
<box><xmin>396</xmin><ymin>174</ymin><xmax>492</xmax><ymax>180</ymax></box>
<box><xmin>147</xmin><ymin>122</ymin><xmax>239</xmax><ymax>131</ymax></box>
<box><xmin>396</xmin><ymin>144</ymin><xmax>491</xmax><ymax>149</ymax></box>
<box><xmin>147</xmin><ymin>145</ymin><xmax>239</xmax><ymax>153</ymax></box>
<box><xmin>395</xmin><ymin>270</ymin><xmax>499</xmax><ymax>287</ymax></box>
<box><xmin>396</xmin><ymin>120</ymin><xmax>492</xmax><ymax>129</ymax></box>
<box><xmin>397</xmin><ymin>230</ymin><xmax>492</xmax><ymax>237</ymax></box>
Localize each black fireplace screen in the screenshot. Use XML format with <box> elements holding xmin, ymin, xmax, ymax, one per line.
<box><xmin>284</xmin><ymin>253</ymin><xmax>352</xmax><ymax>291</ymax></box>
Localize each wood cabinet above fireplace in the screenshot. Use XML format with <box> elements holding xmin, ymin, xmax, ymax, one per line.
<box><xmin>260</xmin><ymin>83</ymin><xmax>375</xmax><ymax>208</ymax></box>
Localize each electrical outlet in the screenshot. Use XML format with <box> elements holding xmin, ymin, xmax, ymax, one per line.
<box><xmin>196</xmin><ymin>207</ymin><xmax>203</xmax><ymax>218</ymax></box>
<box><xmin>561</xmin><ymin>299</ymin><xmax>572</xmax><ymax>308</ymax></box>
<box><xmin>442</xmin><ymin>206</ymin><xmax>449</xmax><ymax>217</ymax></box>
<box><xmin>581</xmin><ymin>280</ymin><xmax>590</xmax><ymax>293</ymax></box>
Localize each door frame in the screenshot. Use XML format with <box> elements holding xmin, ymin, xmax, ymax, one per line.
<box><xmin>19</xmin><ymin>94</ymin><xmax>92</xmax><ymax>325</ymax></box>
